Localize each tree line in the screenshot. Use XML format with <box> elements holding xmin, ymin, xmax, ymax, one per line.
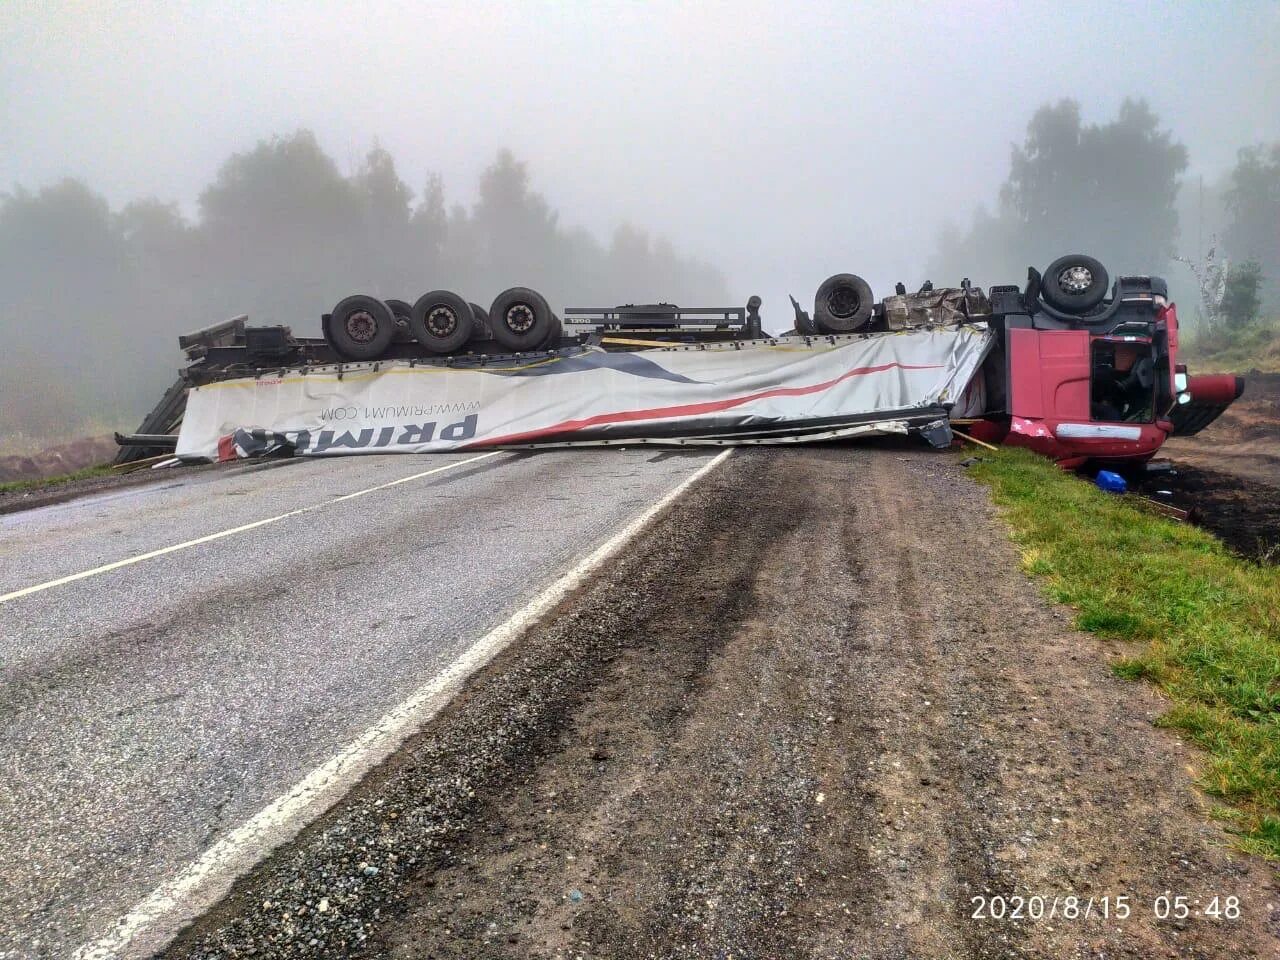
<box><xmin>5</xmin><ymin>107</ymin><xmax>1278</xmax><ymax>448</ymax></box>
<box><xmin>0</xmin><ymin>132</ymin><xmax>726</xmax><ymax>444</ymax></box>
<box><xmin>927</xmin><ymin>98</ymin><xmax>1279</xmax><ymax>334</ymax></box>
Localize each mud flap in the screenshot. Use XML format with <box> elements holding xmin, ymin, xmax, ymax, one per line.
<box><xmin>917</xmin><ymin>418</ymin><xmax>954</xmax><ymax>449</ymax></box>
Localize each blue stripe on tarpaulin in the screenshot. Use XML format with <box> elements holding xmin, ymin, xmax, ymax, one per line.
<box><xmin>492</xmin><ymin>350</ymin><xmax>704</xmax><ymax>384</ymax></box>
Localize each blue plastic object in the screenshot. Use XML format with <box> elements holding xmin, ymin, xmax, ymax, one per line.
<box><xmin>1095</xmin><ymin>470</ymin><xmax>1127</xmax><ymax>494</ymax></box>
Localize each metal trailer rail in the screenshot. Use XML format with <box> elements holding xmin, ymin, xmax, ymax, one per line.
<box><xmin>564</xmin><ymin>304</ymin><xmax>761</xmax><ymax>339</ymax></box>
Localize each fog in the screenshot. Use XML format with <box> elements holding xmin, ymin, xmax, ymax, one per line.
<box><xmin>2</xmin><ymin>0</ymin><xmax>1278</xmax><ymax>445</ymax></box>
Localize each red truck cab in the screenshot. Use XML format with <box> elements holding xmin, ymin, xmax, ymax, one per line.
<box><xmin>967</xmin><ymin>260</ymin><xmax>1243</xmax><ymax>468</ymax></box>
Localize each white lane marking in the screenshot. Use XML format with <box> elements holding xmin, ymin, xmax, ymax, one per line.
<box><xmin>74</xmin><ymin>448</ymin><xmax>732</xmax><ymax>960</ymax></box>
<box><xmin>0</xmin><ymin>453</ymin><xmax>503</xmax><ymax>605</ymax></box>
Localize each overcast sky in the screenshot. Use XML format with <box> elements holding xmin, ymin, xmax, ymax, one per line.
<box><xmin>2</xmin><ymin>0</ymin><xmax>1278</xmax><ymax>322</ymax></box>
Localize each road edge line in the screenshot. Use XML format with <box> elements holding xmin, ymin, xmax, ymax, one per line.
<box><xmin>74</xmin><ymin>447</ymin><xmax>734</xmax><ymax>960</ymax></box>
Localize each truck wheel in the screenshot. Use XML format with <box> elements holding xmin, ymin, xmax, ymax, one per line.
<box><xmin>1040</xmin><ymin>254</ymin><xmax>1109</xmax><ymax>313</ymax></box>
<box><xmin>468</xmin><ymin>302</ymin><xmax>494</xmax><ymax>341</ymax></box>
<box><xmin>814</xmin><ymin>273</ymin><xmax>874</xmax><ymax>332</ymax></box>
<box><xmin>489</xmin><ymin>287</ymin><xmax>553</xmax><ymax>352</ymax></box>
<box><xmin>327</xmin><ymin>295</ymin><xmax>397</xmax><ymax>360</ymax></box>
<box><xmin>410</xmin><ymin>290</ymin><xmax>475</xmax><ymax>354</ymax></box>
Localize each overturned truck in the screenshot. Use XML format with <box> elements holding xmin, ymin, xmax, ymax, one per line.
<box><xmin>119</xmin><ymin>254</ymin><xmax>1241</xmax><ymax>469</ymax></box>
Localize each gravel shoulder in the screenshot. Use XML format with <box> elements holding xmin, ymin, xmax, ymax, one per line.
<box><xmin>0</xmin><ymin>459</ymin><xmax>289</xmax><ymax>517</ymax></box>
<box><xmin>163</xmin><ymin>446</ymin><xmax>1279</xmax><ymax>960</ymax></box>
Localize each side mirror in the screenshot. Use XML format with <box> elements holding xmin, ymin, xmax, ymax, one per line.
<box><xmin>1174</xmin><ymin>372</ymin><xmax>1188</xmax><ymax>392</ymax></box>
<box><xmin>1178</xmin><ymin>392</ymin><xmax>1192</xmax><ymax>405</ymax></box>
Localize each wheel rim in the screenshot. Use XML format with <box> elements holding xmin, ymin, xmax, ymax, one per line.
<box><xmin>1058</xmin><ymin>265</ymin><xmax>1093</xmax><ymax>294</ymax></box>
<box><xmin>505</xmin><ymin>303</ymin><xmax>535</xmax><ymax>333</ymax></box>
<box><xmin>345</xmin><ymin>310</ymin><xmax>377</xmax><ymax>343</ymax></box>
<box><xmin>426</xmin><ymin>305</ymin><xmax>458</xmax><ymax>338</ymax></box>
<box><xmin>827</xmin><ymin>284</ymin><xmax>860</xmax><ymax>319</ymax></box>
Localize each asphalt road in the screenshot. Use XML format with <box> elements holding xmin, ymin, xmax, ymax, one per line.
<box><xmin>0</xmin><ymin>449</ymin><xmax>721</xmax><ymax>959</ymax></box>
<box><xmin>158</xmin><ymin>447</ymin><xmax>1280</xmax><ymax>960</ymax></box>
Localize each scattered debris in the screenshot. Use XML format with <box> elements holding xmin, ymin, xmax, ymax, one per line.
<box><xmin>952</xmin><ymin>429</ymin><xmax>999</xmax><ymax>452</ymax></box>
<box><xmin>1095</xmin><ymin>470</ymin><xmax>1127</xmax><ymax>494</ymax></box>
<box><xmin>1133</xmin><ymin>459</ymin><xmax>1280</xmax><ymax>563</ymax></box>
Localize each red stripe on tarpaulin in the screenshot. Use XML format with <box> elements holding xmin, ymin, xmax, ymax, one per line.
<box><xmin>467</xmin><ymin>360</ymin><xmax>944</xmax><ymax>447</ymax></box>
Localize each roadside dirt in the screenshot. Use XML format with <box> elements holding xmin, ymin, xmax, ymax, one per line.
<box><xmin>165</xmin><ymin>447</ymin><xmax>1279</xmax><ymax>960</ymax></box>
<box><xmin>0</xmin><ymin>466</ymin><xmax>179</xmax><ymax>515</ymax></box>
<box><xmin>0</xmin><ymin>458</ymin><xmax>293</xmax><ymax>516</ymax></box>
<box><xmin>1164</xmin><ymin>371</ymin><xmax>1280</xmax><ymax>489</ymax></box>
<box><xmin>0</xmin><ymin>434</ymin><xmax>117</xmax><ymax>484</ymax></box>
<box><xmin>1152</xmin><ymin>371</ymin><xmax>1280</xmax><ymax>562</ymax></box>
<box><xmin>1134</xmin><ymin>461</ymin><xmax>1280</xmax><ymax>564</ymax></box>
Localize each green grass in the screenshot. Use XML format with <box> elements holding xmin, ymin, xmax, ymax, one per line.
<box><xmin>0</xmin><ymin>464</ymin><xmax>114</xmax><ymax>495</ymax></box>
<box><xmin>970</xmin><ymin>448</ymin><xmax>1280</xmax><ymax>857</ymax></box>
<box><xmin>1181</xmin><ymin>317</ymin><xmax>1280</xmax><ymax>373</ymax></box>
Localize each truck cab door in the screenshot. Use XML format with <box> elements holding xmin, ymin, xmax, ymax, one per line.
<box><xmin>1005</xmin><ymin>327</ymin><xmax>1091</xmax><ymax>421</ymax></box>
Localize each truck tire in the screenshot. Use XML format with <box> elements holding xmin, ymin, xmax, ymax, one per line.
<box><xmin>410</xmin><ymin>290</ymin><xmax>475</xmax><ymax>354</ymax></box>
<box><xmin>814</xmin><ymin>273</ymin><xmax>874</xmax><ymax>332</ymax></box>
<box><xmin>489</xmin><ymin>287</ymin><xmax>554</xmax><ymax>352</ymax></box>
<box><xmin>468</xmin><ymin>302</ymin><xmax>494</xmax><ymax>341</ymax></box>
<box><xmin>1040</xmin><ymin>254</ymin><xmax>1109</xmax><ymax>313</ymax></box>
<box><xmin>327</xmin><ymin>295</ymin><xmax>397</xmax><ymax>361</ymax></box>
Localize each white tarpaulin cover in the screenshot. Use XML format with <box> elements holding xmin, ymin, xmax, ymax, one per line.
<box><xmin>175</xmin><ymin>325</ymin><xmax>994</xmax><ymax>461</ymax></box>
